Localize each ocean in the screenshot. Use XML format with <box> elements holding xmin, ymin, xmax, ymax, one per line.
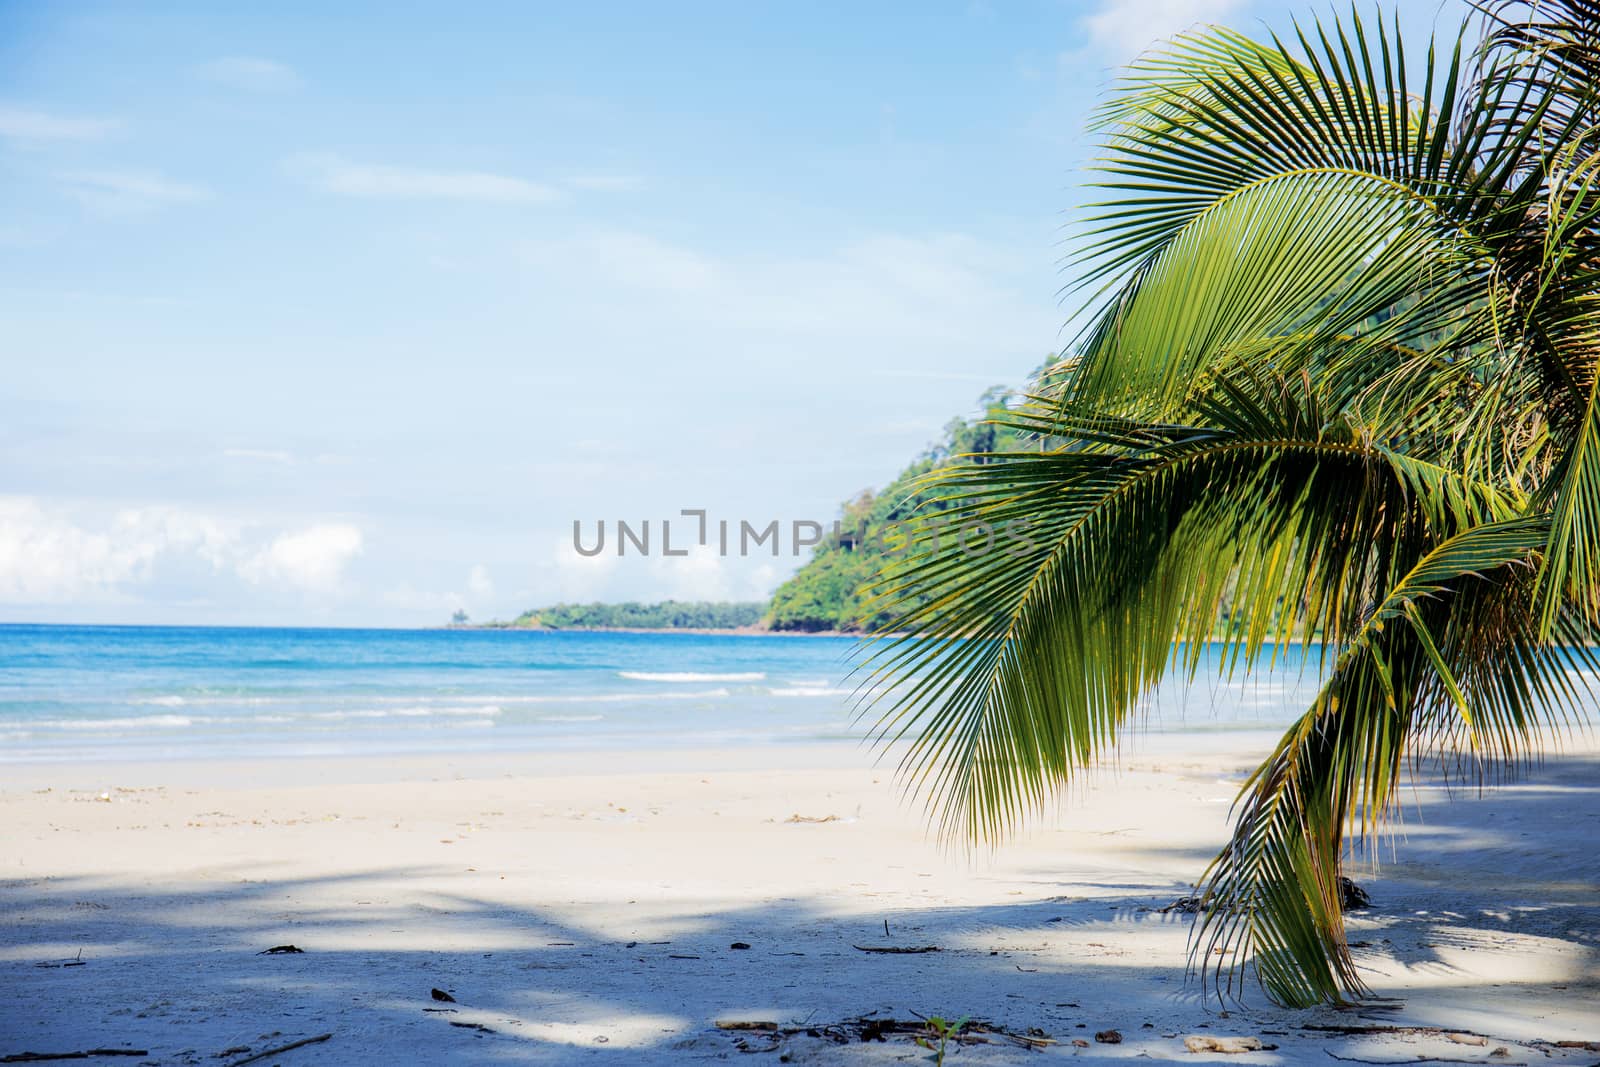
<box><xmin>0</xmin><ymin>624</ymin><xmax>1337</xmax><ymax>763</ymax></box>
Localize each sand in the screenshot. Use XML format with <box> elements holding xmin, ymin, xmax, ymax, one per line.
<box><xmin>1</xmin><ymin>733</ymin><xmax>1596</xmax><ymax>1064</ymax></box>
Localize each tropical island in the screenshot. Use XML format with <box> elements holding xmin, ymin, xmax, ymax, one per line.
<box><xmin>472</xmin><ymin>599</ymin><xmax>768</xmax><ymax>631</ymax></box>
<box><xmin>473</xmin><ymin>367</ymin><xmax>1061</xmax><ymax>633</ymax></box>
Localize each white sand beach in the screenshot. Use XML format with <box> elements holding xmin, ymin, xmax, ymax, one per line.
<box><xmin>2</xmin><ymin>734</ymin><xmax>1596</xmax><ymax>1064</ymax></box>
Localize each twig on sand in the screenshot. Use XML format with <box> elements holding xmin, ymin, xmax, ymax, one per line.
<box><xmin>852</xmin><ymin>944</ymin><xmax>939</xmax><ymax>954</ymax></box>
<box><xmin>1324</xmin><ymin>1053</ymin><xmax>1524</xmax><ymax>1066</ymax></box>
<box><xmin>1305</xmin><ymin>1024</ymin><xmax>1499</xmax><ymax>1042</ymax></box>
<box><xmin>224</xmin><ymin>1033</ymin><xmax>332</xmax><ymax>1066</ymax></box>
<box><xmin>2</xmin><ymin>1052</ymin><xmax>147</xmax><ymax>1064</ymax></box>
<box><xmin>1159</xmin><ymin>896</ymin><xmax>1204</xmax><ymax>914</ymax></box>
<box><xmin>32</xmin><ymin>949</ymin><xmax>86</xmax><ymax>969</ymax></box>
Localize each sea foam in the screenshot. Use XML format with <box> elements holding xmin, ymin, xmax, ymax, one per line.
<box><xmin>619</xmin><ymin>671</ymin><xmax>765</xmax><ymax>682</ymax></box>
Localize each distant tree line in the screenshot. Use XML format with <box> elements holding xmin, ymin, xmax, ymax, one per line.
<box><xmin>499</xmin><ymin>600</ymin><xmax>767</xmax><ymax>630</ymax></box>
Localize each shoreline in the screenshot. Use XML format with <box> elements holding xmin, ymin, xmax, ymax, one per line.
<box><xmin>455</xmin><ymin>624</ymin><xmax>866</xmax><ymax>636</ymax></box>
<box><xmin>0</xmin><ymin>730</ymin><xmax>1296</xmax><ymax>788</ymax></box>
<box><xmin>0</xmin><ymin>725</ymin><xmax>1313</xmax><ymax>774</ymax></box>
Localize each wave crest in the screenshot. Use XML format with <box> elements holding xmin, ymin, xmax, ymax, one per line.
<box><xmin>619</xmin><ymin>671</ymin><xmax>765</xmax><ymax>682</ymax></box>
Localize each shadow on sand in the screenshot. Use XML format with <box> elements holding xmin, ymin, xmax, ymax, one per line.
<box><xmin>2</xmin><ymin>755</ymin><xmax>1596</xmax><ymax>1064</ymax></box>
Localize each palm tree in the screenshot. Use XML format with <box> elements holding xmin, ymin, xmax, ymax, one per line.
<box><xmin>861</xmin><ymin>1</ymin><xmax>1600</xmax><ymax>1007</ymax></box>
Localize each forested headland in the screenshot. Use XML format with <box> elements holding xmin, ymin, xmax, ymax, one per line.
<box><xmin>474</xmin><ymin>600</ymin><xmax>768</xmax><ymax>631</ymax></box>
<box><xmin>477</xmin><ymin>360</ymin><xmax>1061</xmax><ymax>633</ymax></box>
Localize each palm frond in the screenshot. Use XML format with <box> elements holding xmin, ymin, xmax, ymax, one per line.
<box><xmin>865</xmin><ymin>1</ymin><xmax>1600</xmax><ymax>1008</ymax></box>
<box><xmin>1193</xmin><ymin>517</ymin><xmax>1559</xmax><ymax>1005</ymax></box>
<box><xmin>861</xmin><ymin>369</ymin><xmax>1511</xmax><ymax>844</ymax></box>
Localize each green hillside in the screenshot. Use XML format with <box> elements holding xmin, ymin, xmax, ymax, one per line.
<box><xmin>768</xmin><ymin>365</ymin><xmax>1060</xmax><ymax>632</ymax></box>
<box><xmin>486</xmin><ymin>362</ymin><xmax>1063</xmax><ymax>634</ymax></box>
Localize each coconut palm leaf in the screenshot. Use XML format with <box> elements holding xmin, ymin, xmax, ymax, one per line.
<box><xmin>1192</xmin><ymin>517</ymin><xmax>1578</xmax><ymax>1005</ymax></box>
<box><xmin>862</xmin><ymin>367</ymin><xmax>1516</xmax><ymax>838</ymax></box>
<box><xmin>864</xmin><ymin>1</ymin><xmax>1600</xmax><ymax>1007</ymax></box>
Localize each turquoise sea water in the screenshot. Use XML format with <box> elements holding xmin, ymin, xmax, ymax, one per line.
<box><xmin>0</xmin><ymin>624</ymin><xmax>1335</xmax><ymax>763</ymax></box>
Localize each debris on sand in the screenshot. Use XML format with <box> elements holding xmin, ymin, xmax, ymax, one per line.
<box><xmin>1339</xmin><ymin>877</ymin><xmax>1372</xmax><ymax>911</ymax></box>
<box><xmin>1163</xmin><ymin>879</ymin><xmax>1371</xmax><ymax>915</ymax></box>
<box><xmin>712</xmin><ymin>1014</ymin><xmax>1054</xmax><ymax>1055</ymax></box>
<box><xmin>223</xmin><ymin>1033</ymin><xmax>332</xmax><ymax>1067</ymax></box>
<box><xmin>1183</xmin><ymin>1035</ymin><xmax>1275</xmax><ymax>1053</ymax></box>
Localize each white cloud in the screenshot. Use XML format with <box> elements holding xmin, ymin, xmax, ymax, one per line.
<box><xmin>1078</xmin><ymin>0</ymin><xmax>1244</xmax><ymax>59</ymax></box>
<box><xmin>290</xmin><ymin>154</ymin><xmax>561</xmax><ymax>204</ymax></box>
<box><xmin>59</xmin><ymin>170</ymin><xmax>210</xmax><ymax>215</ymax></box>
<box><xmin>0</xmin><ymin>497</ymin><xmax>366</xmax><ymax>605</ymax></box>
<box><xmin>199</xmin><ymin>56</ymin><xmax>300</xmax><ymax>92</ymax></box>
<box><xmin>239</xmin><ymin>524</ymin><xmax>363</xmax><ymax>593</ymax></box>
<box><xmin>546</xmin><ymin>529</ymin><xmax>619</xmax><ymax>601</ymax></box>
<box><xmin>378</xmin><ymin>564</ymin><xmax>495</xmax><ymax>620</ymax></box>
<box><xmin>0</xmin><ymin>498</ymin><xmax>230</xmax><ymax>604</ymax></box>
<box><xmin>0</xmin><ymin>105</ymin><xmax>119</xmax><ymax>142</ymax></box>
<box><xmin>652</xmin><ymin>544</ymin><xmax>779</xmax><ymax>603</ymax></box>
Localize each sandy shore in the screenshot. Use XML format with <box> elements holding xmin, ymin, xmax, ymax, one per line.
<box><xmin>2</xmin><ymin>733</ymin><xmax>1596</xmax><ymax>1064</ymax></box>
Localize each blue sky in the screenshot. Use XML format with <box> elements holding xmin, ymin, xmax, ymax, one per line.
<box><xmin>1</xmin><ymin>0</ymin><xmax>1471</xmax><ymax>626</ymax></box>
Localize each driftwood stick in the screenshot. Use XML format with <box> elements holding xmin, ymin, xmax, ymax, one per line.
<box><xmin>1324</xmin><ymin>1053</ymin><xmax>1524</xmax><ymax>1066</ymax></box>
<box><xmin>225</xmin><ymin>1033</ymin><xmax>332</xmax><ymax>1067</ymax></box>
<box><xmin>1304</xmin><ymin>1024</ymin><xmax>1503</xmax><ymax>1042</ymax></box>
<box><xmin>2</xmin><ymin>1053</ymin><xmax>148</xmax><ymax>1064</ymax></box>
<box><xmin>851</xmin><ymin>944</ymin><xmax>939</xmax><ymax>954</ymax></box>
